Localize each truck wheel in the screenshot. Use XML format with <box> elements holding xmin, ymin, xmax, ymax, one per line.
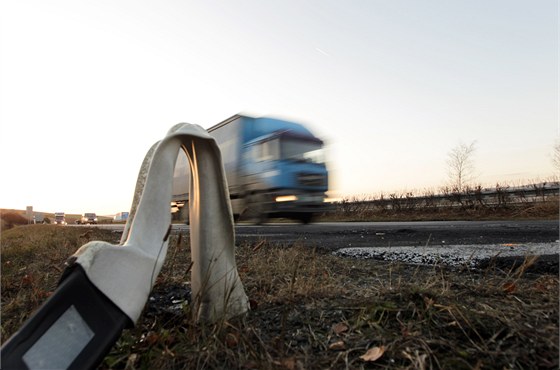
<box><xmin>298</xmin><ymin>213</ymin><xmax>313</xmax><ymax>224</ymax></box>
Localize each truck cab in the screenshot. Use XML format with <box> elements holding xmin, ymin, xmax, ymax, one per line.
<box><xmin>53</xmin><ymin>212</ymin><xmax>66</xmax><ymax>225</ymax></box>
<box><xmin>79</xmin><ymin>213</ymin><xmax>98</xmax><ymax>224</ymax></box>
<box><xmin>242</xmin><ymin>129</ymin><xmax>328</xmax><ymax>223</ymax></box>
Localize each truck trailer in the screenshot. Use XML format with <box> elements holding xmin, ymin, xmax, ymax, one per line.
<box><xmin>172</xmin><ymin>114</ymin><xmax>330</xmax><ymax>223</ymax></box>
<box><xmin>113</xmin><ymin>212</ymin><xmax>129</xmax><ymax>222</ymax></box>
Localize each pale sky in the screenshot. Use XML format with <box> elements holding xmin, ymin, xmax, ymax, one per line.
<box><xmin>1</xmin><ymin>0</ymin><xmax>557</xmax><ymax>215</ymax></box>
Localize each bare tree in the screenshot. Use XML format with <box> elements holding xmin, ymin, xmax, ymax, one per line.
<box><xmin>446</xmin><ymin>141</ymin><xmax>476</xmax><ymax>192</ymax></box>
<box><xmin>553</xmin><ymin>140</ymin><xmax>560</xmax><ymax>175</ymax></box>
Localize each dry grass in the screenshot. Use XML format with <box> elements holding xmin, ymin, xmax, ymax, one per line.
<box><xmin>1</xmin><ymin>225</ymin><xmax>558</xmax><ymax>369</ymax></box>
<box><xmin>0</xmin><ymin>225</ymin><xmax>122</xmax><ymax>339</ymax></box>
<box><xmin>321</xmin><ymin>196</ymin><xmax>559</xmax><ymax>223</ymax></box>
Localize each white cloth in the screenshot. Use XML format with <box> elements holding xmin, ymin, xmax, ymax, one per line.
<box><xmin>72</xmin><ymin>123</ymin><xmax>249</xmax><ymax>323</ymax></box>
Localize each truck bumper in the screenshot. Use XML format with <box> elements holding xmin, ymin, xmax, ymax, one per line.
<box><xmin>266</xmin><ymin>192</ymin><xmax>334</xmax><ymax>215</ymax></box>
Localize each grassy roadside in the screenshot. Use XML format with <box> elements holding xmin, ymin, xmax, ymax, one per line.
<box><xmin>0</xmin><ymin>209</ymin><xmax>114</xmax><ymax>227</ymax></box>
<box><xmin>1</xmin><ymin>225</ymin><xmax>558</xmax><ymax>369</ymax></box>
<box><xmin>319</xmin><ymin>197</ymin><xmax>559</xmax><ymax>223</ymax></box>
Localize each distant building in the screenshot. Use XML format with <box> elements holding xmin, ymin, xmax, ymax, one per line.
<box><xmin>26</xmin><ymin>206</ymin><xmax>45</xmax><ymax>223</ymax></box>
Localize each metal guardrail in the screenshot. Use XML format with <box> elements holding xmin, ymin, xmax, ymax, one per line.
<box><xmin>335</xmin><ymin>183</ymin><xmax>559</xmax><ymax>211</ymax></box>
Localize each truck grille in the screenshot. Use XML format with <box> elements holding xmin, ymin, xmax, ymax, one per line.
<box><xmin>298</xmin><ymin>173</ymin><xmax>326</xmax><ymax>187</ymax></box>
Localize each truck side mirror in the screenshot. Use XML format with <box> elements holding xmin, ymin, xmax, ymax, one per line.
<box><xmin>1</xmin><ymin>123</ymin><xmax>249</xmax><ymax>369</ymax></box>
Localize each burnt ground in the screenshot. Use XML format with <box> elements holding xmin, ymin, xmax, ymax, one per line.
<box><xmin>476</xmin><ymin>254</ymin><xmax>558</xmax><ymax>274</ymax></box>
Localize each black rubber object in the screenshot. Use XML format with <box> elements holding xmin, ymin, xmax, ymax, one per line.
<box><xmin>1</xmin><ymin>264</ymin><xmax>132</xmax><ymax>370</ymax></box>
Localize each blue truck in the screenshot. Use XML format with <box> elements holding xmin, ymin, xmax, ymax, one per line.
<box><xmin>172</xmin><ymin>114</ymin><xmax>330</xmax><ymax>223</ymax></box>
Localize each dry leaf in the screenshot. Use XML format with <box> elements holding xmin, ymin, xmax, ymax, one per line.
<box><xmin>503</xmin><ymin>282</ymin><xmax>516</xmax><ymax>294</ymax></box>
<box><xmin>360</xmin><ymin>346</ymin><xmax>386</xmax><ymax>362</ymax></box>
<box><xmin>37</xmin><ymin>290</ymin><xmax>52</xmax><ymax>299</ymax></box>
<box><xmin>143</xmin><ymin>331</ymin><xmax>160</xmax><ymax>346</ymax></box>
<box><xmin>328</xmin><ymin>340</ymin><xmax>346</xmax><ymax>350</ymax></box>
<box><xmin>282</xmin><ymin>357</ymin><xmax>296</xmax><ymax>370</ymax></box>
<box><xmin>21</xmin><ymin>274</ymin><xmax>34</xmax><ymax>286</ymax></box>
<box><xmin>249</xmin><ymin>299</ymin><xmax>258</xmax><ymax>310</ymax></box>
<box><xmin>225</xmin><ymin>332</ymin><xmax>239</xmax><ymax>348</ymax></box>
<box><xmin>242</xmin><ymin>360</ymin><xmax>260</xmax><ymax>369</ymax></box>
<box><xmin>252</xmin><ymin>240</ymin><xmax>266</xmax><ymax>252</ymax></box>
<box><xmin>424</xmin><ymin>296</ymin><xmax>435</xmax><ymax>308</ymax></box>
<box><xmin>126</xmin><ymin>353</ymin><xmax>138</xmax><ymax>369</ymax></box>
<box><xmin>332</xmin><ymin>322</ymin><xmax>349</xmax><ymax>335</ymax></box>
<box><xmin>272</xmin><ymin>357</ymin><xmax>296</xmax><ymax>370</ymax></box>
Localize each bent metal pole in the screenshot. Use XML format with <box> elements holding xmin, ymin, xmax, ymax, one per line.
<box><xmin>1</xmin><ymin>123</ymin><xmax>249</xmax><ymax>370</ymax></box>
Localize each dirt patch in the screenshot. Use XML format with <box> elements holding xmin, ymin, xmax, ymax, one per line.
<box><xmin>477</xmin><ymin>254</ymin><xmax>559</xmax><ymax>274</ymax></box>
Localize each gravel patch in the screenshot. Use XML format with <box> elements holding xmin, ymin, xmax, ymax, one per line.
<box><xmin>334</xmin><ymin>242</ymin><xmax>559</xmax><ymax>268</ymax></box>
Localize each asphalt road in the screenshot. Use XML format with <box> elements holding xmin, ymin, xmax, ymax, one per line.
<box><xmin>199</xmin><ymin>220</ymin><xmax>558</xmax><ymax>250</ymax></box>
<box><xmin>88</xmin><ymin>220</ymin><xmax>559</xmax><ymax>270</ymax></box>
<box><xmin>92</xmin><ymin>220</ymin><xmax>558</xmax><ymax>250</ymax></box>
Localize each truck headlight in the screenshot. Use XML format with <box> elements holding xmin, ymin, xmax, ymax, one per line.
<box><xmin>275</xmin><ymin>195</ymin><xmax>298</xmax><ymax>202</ymax></box>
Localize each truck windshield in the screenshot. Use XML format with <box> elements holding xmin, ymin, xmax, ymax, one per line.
<box><xmin>255</xmin><ymin>139</ymin><xmax>280</xmax><ymax>162</ymax></box>
<box><xmin>281</xmin><ymin>139</ymin><xmax>324</xmax><ymax>164</ymax></box>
